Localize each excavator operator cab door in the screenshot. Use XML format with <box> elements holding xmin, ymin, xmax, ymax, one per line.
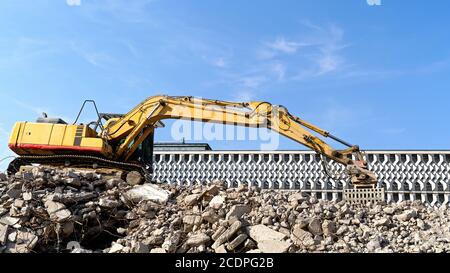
<box><xmin>130</xmin><ymin>132</ymin><xmax>154</xmax><ymax>173</ymax></box>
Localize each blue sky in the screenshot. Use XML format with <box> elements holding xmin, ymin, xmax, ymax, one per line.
<box><xmin>1</xmin><ymin>0</ymin><xmax>450</xmax><ymax>169</ymax></box>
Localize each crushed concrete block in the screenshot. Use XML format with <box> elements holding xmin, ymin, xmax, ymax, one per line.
<box><xmin>226</xmin><ymin>204</ymin><xmax>251</xmax><ymax>220</ymax></box>
<box><xmin>258</xmin><ymin>240</ymin><xmax>291</xmax><ymax>253</ymax></box>
<box><xmin>109</xmin><ymin>243</ymin><xmax>124</xmax><ymax>253</ymax></box>
<box><xmin>184</xmin><ymin>194</ymin><xmax>200</xmax><ymax>206</ymax></box>
<box><xmin>247</xmin><ymin>225</ymin><xmax>287</xmax><ymax>243</ymax></box>
<box><xmin>226</xmin><ymin>234</ymin><xmax>248</xmax><ymax>251</ymax></box>
<box><xmin>0</xmin><ymin>224</ymin><xmax>9</xmax><ymax>244</ymax></box>
<box><xmin>44</xmin><ymin>200</ymin><xmax>71</xmax><ymax>222</ymax></box>
<box><xmin>0</xmin><ymin>216</ymin><xmax>20</xmax><ymax>226</ymax></box>
<box><xmin>186</xmin><ymin>233</ymin><xmax>211</xmax><ymax>247</ymax></box>
<box><xmin>215</xmin><ymin>244</ymin><xmax>227</xmax><ymax>253</ymax></box>
<box><xmin>123</xmin><ymin>184</ymin><xmax>170</xmax><ymax>204</ymax></box>
<box><xmin>209</xmin><ymin>196</ymin><xmax>225</xmax><ymax>210</ymax></box>
<box><xmin>126</xmin><ymin>171</ymin><xmax>143</xmax><ymax>186</ymax></box>
<box><xmin>150</xmin><ymin>248</ymin><xmax>166</xmax><ymax>253</ymax></box>
<box><xmin>212</xmin><ymin>221</ymin><xmax>242</xmax><ymax>249</ymax></box>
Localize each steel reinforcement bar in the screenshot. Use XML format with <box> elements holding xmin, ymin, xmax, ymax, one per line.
<box><xmin>152</xmin><ymin>151</ymin><xmax>450</xmax><ymax>205</ymax></box>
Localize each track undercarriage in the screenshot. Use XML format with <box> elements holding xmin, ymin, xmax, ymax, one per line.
<box><xmin>7</xmin><ymin>155</ymin><xmax>152</xmax><ymax>181</ymax></box>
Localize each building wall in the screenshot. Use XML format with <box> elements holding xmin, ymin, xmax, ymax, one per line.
<box><xmin>152</xmin><ymin>150</ymin><xmax>450</xmax><ymax>205</ymax></box>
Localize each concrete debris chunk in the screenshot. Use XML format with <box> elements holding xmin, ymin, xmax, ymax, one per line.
<box><xmin>226</xmin><ymin>234</ymin><xmax>248</xmax><ymax>251</ymax></box>
<box><xmin>44</xmin><ymin>200</ymin><xmax>71</xmax><ymax>222</ymax></box>
<box><xmin>396</xmin><ymin>210</ymin><xmax>417</xmax><ymax>222</ymax></box>
<box><xmin>0</xmin><ymin>216</ymin><xmax>20</xmax><ymax>226</ymax></box>
<box><xmin>132</xmin><ymin>241</ymin><xmax>149</xmax><ymax>253</ymax></box>
<box><xmin>15</xmin><ymin>231</ymin><xmax>38</xmax><ymax>252</ymax></box>
<box><xmin>184</xmin><ymin>194</ymin><xmax>200</xmax><ymax>206</ymax></box>
<box><xmin>322</xmin><ymin>220</ymin><xmax>337</xmax><ymax>236</ymax></box>
<box><xmin>162</xmin><ymin>230</ymin><xmax>181</xmax><ymax>253</ymax></box>
<box><xmin>0</xmin><ymin>224</ymin><xmax>9</xmax><ymax>245</ymax></box>
<box><xmin>383</xmin><ymin>207</ymin><xmax>396</xmax><ymax>215</ymax></box>
<box><xmin>109</xmin><ymin>243</ymin><xmax>124</xmax><ymax>253</ymax></box>
<box><xmin>226</xmin><ymin>204</ymin><xmax>251</xmax><ymax>220</ymax></box>
<box><xmin>212</xmin><ymin>220</ymin><xmax>242</xmax><ymax>249</ymax></box>
<box><xmin>99</xmin><ymin>198</ymin><xmax>121</xmax><ymax>209</ymax></box>
<box><xmin>375</xmin><ymin>217</ymin><xmax>392</xmax><ymax>227</ymax></box>
<box><xmin>150</xmin><ymin>248</ymin><xmax>166</xmax><ymax>253</ymax></box>
<box><xmin>308</xmin><ymin>218</ymin><xmax>323</xmax><ymax>236</ymax></box>
<box><xmin>186</xmin><ymin>233</ymin><xmax>211</xmax><ymax>247</ymax></box>
<box><xmin>247</xmin><ymin>225</ymin><xmax>287</xmax><ymax>243</ymax></box>
<box><xmin>63</xmin><ymin>177</ymin><xmax>81</xmax><ymax>187</ymax></box>
<box><xmin>123</xmin><ymin>184</ymin><xmax>170</xmax><ymax>204</ymax></box>
<box><xmin>212</xmin><ymin>226</ymin><xmax>226</xmax><ymax>241</ymax></box>
<box><xmin>0</xmin><ymin>172</ymin><xmax>7</xmax><ymax>181</ymax></box>
<box><xmin>126</xmin><ymin>171</ymin><xmax>143</xmax><ymax>186</ymax></box>
<box><xmin>6</xmin><ymin>189</ymin><xmax>21</xmax><ymax>199</ymax></box>
<box><xmin>183</xmin><ymin>215</ymin><xmax>202</xmax><ymax>227</ymax></box>
<box><xmin>202</xmin><ymin>209</ymin><xmax>219</xmax><ymax>224</ymax></box>
<box><xmin>215</xmin><ymin>244</ymin><xmax>227</xmax><ymax>253</ymax></box>
<box><xmin>209</xmin><ymin>195</ymin><xmax>225</xmax><ymax>210</ymax></box>
<box><xmin>291</xmin><ymin>225</ymin><xmax>315</xmax><ymax>247</ymax></box>
<box><xmin>367</xmin><ymin>237</ymin><xmax>381</xmax><ymax>252</ymax></box>
<box><xmin>257</xmin><ymin>240</ymin><xmax>292</xmax><ymax>253</ymax></box>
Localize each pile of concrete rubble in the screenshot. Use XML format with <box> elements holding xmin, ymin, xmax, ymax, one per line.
<box><xmin>1</xmin><ymin>166</ymin><xmax>450</xmax><ymax>253</ymax></box>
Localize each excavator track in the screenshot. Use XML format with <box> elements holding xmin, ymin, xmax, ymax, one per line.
<box><xmin>7</xmin><ymin>154</ymin><xmax>152</xmax><ymax>182</ymax></box>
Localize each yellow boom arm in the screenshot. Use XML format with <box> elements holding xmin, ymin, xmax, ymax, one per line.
<box><xmin>103</xmin><ymin>95</ymin><xmax>377</xmax><ymax>186</ymax></box>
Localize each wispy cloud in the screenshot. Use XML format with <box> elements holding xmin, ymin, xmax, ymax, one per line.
<box><xmin>271</xmin><ymin>63</ymin><xmax>286</xmax><ymax>81</ymax></box>
<box><xmin>183</xmin><ymin>38</ymin><xmax>234</xmax><ymax>69</ymax></box>
<box><xmin>266</xmin><ymin>37</ymin><xmax>313</xmax><ymax>54</ymax></box>
<box><xmin>206</xmin><ymin>22</ymin><xmax>350</xmax><ymax>97</ymax></box>
<box><xmin>212</xmin><ymin>57</ymin><xmax>227</xmax><ymax>68</ymax></box>
<box><xmin>82</xmin><ymin>0</ymin><xmax>157</xmax><ymax>24</ymax></box>
<box><xmin>123</xmin><ymin>41</ymin><xmax>139</xmax><ymax>58</ymax></box>
<box><xmin>70</xmin><ymin>42</ymin><xmax>115</xmax><ymax>68</ymax></box>
<box><xmin>232</xmin><ymin>90</ymin><xmax>255</xmax><ymax>102</ymax></box>
<box><xmin>289</xmin><ymin>24</ymin><xmax>349</xmax><ymax>78</ymax></box>
<box><xmin>9</xmin><ymin>98</ymin><xmax>72</xmax><ymax>123</ymax></box>
<box><xmin>238</xmin><ymin>76</ymin><xmax>268</xmax><ymax>89</ymax></box>
<box><xmin>66</xmin><ymin>0</ymin><xmax>81</xmax><ymax>6</ymax></box>
<box><xmin>12</xmin><ymin>99</ymin><xmax>49</xmax><ymax>117</ymax></box>
<box><xmin>0</xmin><ymin>37</ymin><xmax>55</xmax><ymax>71</ymax></box>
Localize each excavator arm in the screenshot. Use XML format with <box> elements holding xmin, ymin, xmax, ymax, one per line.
<box><xmin>103</xmin><ymin>95</ymin><xmax>377</xmax><ymax>187</ymax></box>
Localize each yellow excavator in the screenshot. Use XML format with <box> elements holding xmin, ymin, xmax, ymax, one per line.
<box><xmin>7</xmin><ymin>95</ymin><xmax>377</xmax><ymax>190</ymax></box>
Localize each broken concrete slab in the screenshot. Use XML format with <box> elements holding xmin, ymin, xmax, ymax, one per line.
<box><xmin>150</xmin><ymin>248</ymin><xmax>166</xmax><ymax>253</ymax></box>
<box><xmin>246</xmin><ymin>225</ymin><xmax>287</xmax><ymax>243</ymax></box>
<box><xmin>226</xmin><ymin>233</ymin><xmax>248</xmax><ymax>251</ymax></box>
<box><xmin>0</xmin><ymin>224</ymin><xmax>9</xmax><ymax>245</ymax></box>
<box><xmin>209</xmin><ymin>195</ymin><xmax>225</xmax><ymax>210</ymax></box>
<box><xmin>184</xmin><ymin>194</ymin><xmax>201</xmax><ymax>206</ymax></box>
<box><xmin>212</xmin><ymin>220</ymin><xmax>242</xmax><ymax>249</ymax></box>
<box><xmin>44</xmin><ymin>200</ymin><xmax>71</xmax><ymax>222</ymax></box>
<box><xmin>109</xmin><ymin>243</ymin><xmax>124</xmax><ymax>253</ymax></box>
<box><xmin>123</xmin><ymin>184</ymin><xmax>170</xmax><ymax>204</ymax></box>
<box><xmin>186</xmin><ymin>233</ymin><xmax>211</xmax><ymax>247</ymax></box>
<box><xmin>0</xmin><ymin>216</ymin><xmax>20</xmax><ymax>226</ymax></box>
<box><xmin>257</xmin><ymin>240</ymin><xmax>291</xmax><ymax>253</ymax></box>
<box><xmin>226</xmin><ymin>204</ymin><xmax>251</xmax><ymax>220</ymax></box>
<box><xmin>126</xmin><ymin>171</ymin><xmax>143</xmax><ymax>186</ymax></box>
